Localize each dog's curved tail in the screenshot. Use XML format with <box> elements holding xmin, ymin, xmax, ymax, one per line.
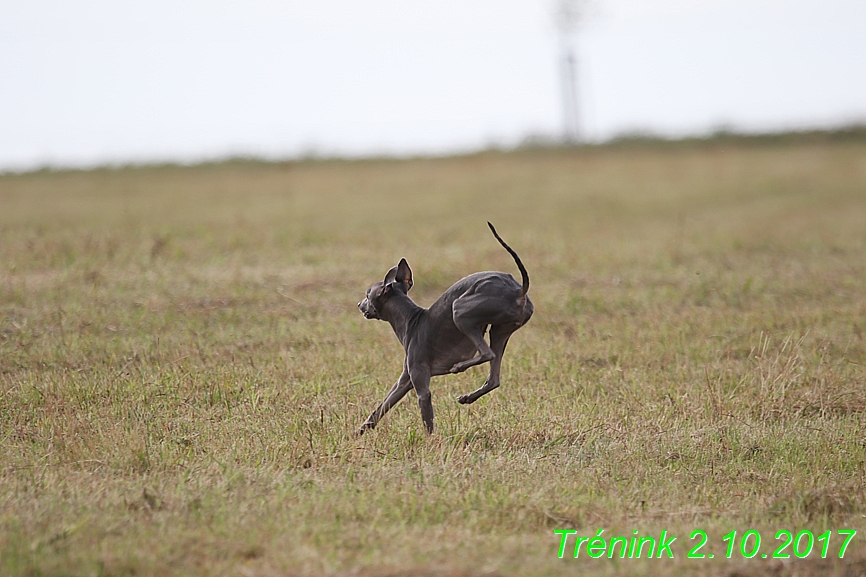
<box><xmin>487</xmin><ymin>222</ymin><xmax>529</xmax><ymax>297</ymax></box>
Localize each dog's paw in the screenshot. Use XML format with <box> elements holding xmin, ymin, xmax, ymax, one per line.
<box><xmin>450</xmin><ymin>363</ymin><xmax>465</xmax><ymax>374</ymax></box>
<box><xmin>457</xmin><ymin>394</ymin><xmax>474</xmax><ymax>405</ymax></box>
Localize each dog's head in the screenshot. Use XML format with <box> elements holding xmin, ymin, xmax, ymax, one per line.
<box><xmin>358</xmin><ymin>258</ymin><xmax>413</xmax><ymax>320</ymax></box>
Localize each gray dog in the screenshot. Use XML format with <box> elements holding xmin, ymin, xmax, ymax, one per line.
<box><xmin>357</xmin><ymin>222</ymin><xmax>533</xmax><ymax>434</ymax></box>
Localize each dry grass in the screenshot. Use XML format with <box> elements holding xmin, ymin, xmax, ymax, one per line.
<box><xmin>1</xmin><ymin>141</ymin><xmax>866</xmax><ymax>576</ymax></box>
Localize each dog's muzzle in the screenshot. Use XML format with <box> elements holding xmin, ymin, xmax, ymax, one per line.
<box><xmin>358</xmin><ymin>299</ymin><xmax>378</xmax><ymax>319</ymax></box>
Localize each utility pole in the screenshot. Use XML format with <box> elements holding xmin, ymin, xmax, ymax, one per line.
<box><xmin>554</xmin><ymin>0</ymin><xmax>587</xmax><ymax>144</ymax></box>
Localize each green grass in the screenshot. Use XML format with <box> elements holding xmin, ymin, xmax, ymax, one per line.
<box><xmin>1</xmin><ymin>141</ymin><xmax>866</xmax><ymax>576</ymax></box>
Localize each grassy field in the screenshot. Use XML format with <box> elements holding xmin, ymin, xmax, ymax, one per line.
<box><xmin>1</xmin><ymin>139</ymin><xmax>866</xmax><ymax>576</ymax></box>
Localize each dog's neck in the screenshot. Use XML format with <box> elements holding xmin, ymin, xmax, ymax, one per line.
<box><xmin>381</xmin><ymin>292</ymin><xmax>424</xmax><ymax>348</ymax></box>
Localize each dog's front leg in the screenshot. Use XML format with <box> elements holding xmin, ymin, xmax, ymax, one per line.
<box><xmin>408</xmin><ymin>363</ymin><xmax>434</xmax><ymax>434</ymax></box>
<box><xmin>359</xmin><ymin>361</ymin><xmax>412</xmax><ymax>434</ymax></box>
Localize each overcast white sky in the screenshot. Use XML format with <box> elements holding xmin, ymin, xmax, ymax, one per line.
<box><xmin>1</xmin><ymin>0</ymin><xmax>864</xmax><ymax>170</ymax></box>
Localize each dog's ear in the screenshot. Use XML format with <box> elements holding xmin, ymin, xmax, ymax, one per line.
<box><xmin>394</xmin><ymin>258</ymin><xmax>413</xmax><ymax>290</ymax></box>
<box><xmin>383</xmin><ymin>265</ymin><xmax>399</xmax><ymax>285</ymax></box>
<box><xmin>383</xmin><ymin>259</ymin><xmax>413</xmax><ymax>291</ymax></box>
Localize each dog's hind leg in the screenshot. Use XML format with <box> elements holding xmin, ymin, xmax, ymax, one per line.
<box><xmin>359</xmin><ymin>362</ymin><xmax>412</xmax><ymax>434</ymax></box>
<box><xmin>448</xmin><ymin>297</ymin><xmax>496</xmax><ymax>374</ymax></box>
<box><xmin>457</xmin><ymin>323</ymin><xmax>515</xmax><ymax>405</ymax></box>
